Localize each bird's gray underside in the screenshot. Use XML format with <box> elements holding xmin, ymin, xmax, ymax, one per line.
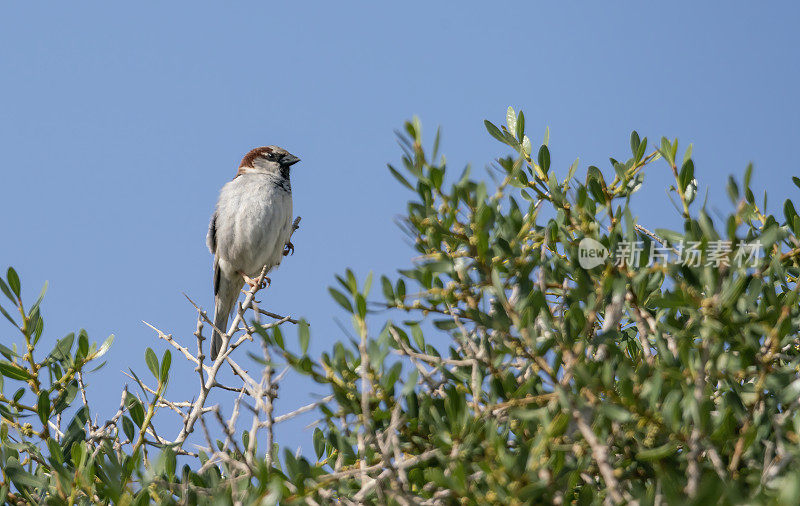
<box><xmin>206</xmin><ymin>173</ymin><xmax>293</xmax><ymax>359</ymax></box>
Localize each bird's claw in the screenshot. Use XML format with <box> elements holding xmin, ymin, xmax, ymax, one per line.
<box><xmin>241</xmin><ymin>273</ymin><xmax>271</xmax><ymax>290</ymax></box>
<box><xmin>283</xmin><ymin>241</ymin><xmax>294</xmax><ymax>256</ymax></box>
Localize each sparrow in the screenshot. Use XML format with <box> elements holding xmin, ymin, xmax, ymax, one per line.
<box><xmin>206</xmin><ymin>146</ymin><xmax>300</xmax><ymax>360</ymax></box>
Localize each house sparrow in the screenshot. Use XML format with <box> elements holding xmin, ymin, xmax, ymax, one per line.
<box><xmin>206</xmin><ymin>146</ymin><xmax>300</xmax><ymax>360</ymax></box>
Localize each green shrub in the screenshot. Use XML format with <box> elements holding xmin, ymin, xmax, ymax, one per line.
<box><xmin>3</xmin><ymin>108</ymin><xmax>800</xmax><ymax>504</ymax></box>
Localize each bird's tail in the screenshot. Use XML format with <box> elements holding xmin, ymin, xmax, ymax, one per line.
<box><xmin>211</xmin><ymin>269</ymin><xmax>243</xmax><ymax>360</ymax></box>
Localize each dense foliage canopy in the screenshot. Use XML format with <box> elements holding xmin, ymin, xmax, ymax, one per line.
<box><xmin>3</xmin><ymin>108</ymin><xmax>800</xmax><ymax>504</ymax></box>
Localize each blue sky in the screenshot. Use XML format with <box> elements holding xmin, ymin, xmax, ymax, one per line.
<box><xmin>1</xmin><ymin>2</ymin><xmax>798</xmax><ymax>454</ymax></box>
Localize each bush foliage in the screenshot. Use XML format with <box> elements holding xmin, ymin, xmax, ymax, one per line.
<box><xmin>3</xmin><ymin>108</ymin><xmax>800</xmax><ymax>504</ymax></box>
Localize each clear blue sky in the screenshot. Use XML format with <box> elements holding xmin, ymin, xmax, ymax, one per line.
<box><xmin>1</xmin><ymin>2</ymin><xmax>798</xmax><ymax>454</ymax></box>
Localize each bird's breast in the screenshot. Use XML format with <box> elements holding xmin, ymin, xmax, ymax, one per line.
<box><xmin>215</xmin><ymin>175</ymin><xmax>293</xmax><ymax>275</ymax></box>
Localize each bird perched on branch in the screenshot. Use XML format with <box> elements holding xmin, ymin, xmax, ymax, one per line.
<box><xmin>207</xmin><ymin>146</ymin><xmax>300</xmax><ymax>360</ymax></box>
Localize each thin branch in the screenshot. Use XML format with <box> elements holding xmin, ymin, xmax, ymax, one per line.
<box><xmin>273</xmin><ymin>395</ymin><xmax>335</xmax><ymax>425</ymax></box>
<box><xmin>573</xmin><ymin>408</ymin><xmax>624</xmax><ymax>505</ymax></box>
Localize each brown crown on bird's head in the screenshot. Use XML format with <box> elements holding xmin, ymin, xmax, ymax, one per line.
<box><xmin>237</xmin><ymin>146</ymin><xmax>300</xmax><ymax>177</ymax></box>
<box><xmin>239</xmin><ymin>146</ymin><xmax>300</xmax><ymax>168</ymax></box>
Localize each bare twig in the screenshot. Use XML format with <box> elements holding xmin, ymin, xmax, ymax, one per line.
<box><xmin>273</xmin><ymin>395</ymin><xmax>335</xmax><ymax>425</ymax></box>
<box><xmin>573</xmin><ymin>408</ymin><xmax>624</xmax><ymax>505</ymax></box>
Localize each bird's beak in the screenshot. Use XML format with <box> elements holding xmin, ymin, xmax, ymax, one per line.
<box><xmin>281</xmin><ymin>154</ymin><xmax>301</xmax><ymax>167</ymax></box>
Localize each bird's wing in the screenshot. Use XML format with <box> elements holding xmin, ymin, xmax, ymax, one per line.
<box><xmin>213</xmin><ymin>256</ymin><xmax>221</xmax><ymax>296</ymax></box>
<box><xmin>207</xmin><ymin>211</ymin><xmax>218</xmax><ymax>254</ymax></box>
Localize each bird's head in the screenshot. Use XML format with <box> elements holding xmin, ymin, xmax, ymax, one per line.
<box><xmin>237</xmin><ymin>146</ymin><xmax>300</xmax><ymax>178</ymax></box>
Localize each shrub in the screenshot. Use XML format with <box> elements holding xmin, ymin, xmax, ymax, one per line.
<box><xmin>3</xmin><ymin>108</ymin><xmax>800</xmax><ymax>504</ymax></box>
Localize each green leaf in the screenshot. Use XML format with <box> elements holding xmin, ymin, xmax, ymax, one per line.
<box><xmin>537</xmin><ymin>145</ymin><xmax>550</xmax><ymax>173</ymax></box>
<box><xmin>515</xmin><ymin>110</ymin><xmax>526</xmax><ymax>142</ymax></box>
<box><xmin>565</xmin><ymin>158</ymin><xmax>580</xmax><ymax>185</ymax></box>
<box><xmin>635</xmin><ymin>136</ymin><xmax>648</xmax><ymax>162</ymax></box>
<box><xmin>49</xmin><ymin>333</ymin><xmax>75</xmax><ymax>363</ymax></box>
<box><xmin>5</xmin><ymin>459</ymin><xmax>44</xmax><ymax>491</ymax></box>
<box><xmin>145</xmin><ymin>348</ymin><xmax>159</xmax><ymax>379</ymax></box>
<box><xmin>88</xmin><ymin>360</ymin><xmax>107</xmax><ymax>373</ymax></box>
<box><xmin>636</xmin><ymin>441</ymin><xmax>679</xmax><ymax>461</ymax></box>
<box><xmin>396</xmin><ymin>279</ymin><xmax>406</xmax><ymax>300</ymax></box>
<box><xmin>162</xmin><ymin>447</ymin><xmax>177</xmax><ymax>479</ymax></box>
<box><xmin>659</xmin><ymin>137</ymin><xmax>675</xmax><ymax>167</ymax></box>
<box><xmin>744</xmin><ymin>163</ymin><xmax>753</xmax><ymax>190</ymax></box>
<box><xmin>29</xmin><ymin>280</ymin><xmax>48</xmax><ymax>314</ymax></box>
<box><xmin>77</xmin><ymin>330</ymin><xmax>89</xmax><ymax>359</ymax></box>
<box><xmin>522</xmin><ymin>135</ymin><xmax>532</xmax><ymax>157</ymax></box>
<box><xmin>727</xmin><ymin>176</ymin><xmax>740</xmax><ymax>203</ymax></box>
<box><xmin>793</xmin><ymin>176</ymin><xmax>800</xmax><ymax>191</ymax></box>
<box><xmin>298</xmin><ymin>321</ymin><xmax>310</xmax><ymax>355</ymax></box>
<box><xmin>313</xmin><ymin>427</ymin><xmax>325</xmax><ymax>460</ymax></box>
<box><xmin>328</xmin><ymin>287</ymin><xmax>353</xmax><ymax>313</ymax></box>
<box><xmin>484</xmin><ymin>120</ymin><xmax>505</xmax><ymax>144</ymax></box>
<box><xmin>630</xmin><ymin>130</ymin><xmax>641</xmax><ymax>156</ymax></box>
<box><xmin>37</xmin><ymin>391</ymin><xmax>50</xmax><ymax>426</ymax></box>
<box><xmin>93</xmin><ymin>334</ymin><xmax>114</xmax><ymax>360</ymax></box>
<box><xmin>0</xmin><ymin>361</ymin><xmax>32</xmax><ymax>381</ymax></box>
<box><xmin>745</xmin><ymin>187</ymin><xmax>755</xmax><ymax>204</ymax></box>
<box><xmin>0</xmin><ymin>342</ymin><xmax>18</xmax><ymax>360</ymax></box>
<box><xmin>273</xmin><ymin>326</ymin><xmax>285</xmax><ymax>349</ymax></box>
<box><xmin>410</xmin><ymin>324</ymin><xmax>425</xmax><ymax>350</ymax></box>
<box><xmin>160</xmin><ymin>349</ymin><xmax>171</xmax><ymax>383</ymax></box>
<box><xmin>355</xmin><ymin>293</ymin><xmax>367</xmax><ymax>319</ymax></box>
<box><xmin>32</xmin><ymin>312</ymin><xmax>44</xmax><ymax>345</ymax></box>
<box><xmin>433</xmin><ymin>319</ymin><xmax>458</xmax><ymax>330</ymax></box>
<box><xmin>0</xmin><ymin>277</ymin><xmax>14</xmax><ymax>303</ymax></box>
<box><xmin>506</xmin><ymin>106</ymin><xmax>516</xmax><ymax>132</ymax></box>
<box><xmin>6</xmin><ymin>268</ymin><xmax>20</xmax><ymax>298</ymax></box>
<box><xmin>71</xmin><ymin>441</ymin><xmax>86</xmax><ymax>469</ymax></box>
<box><xmin>363</xmin><ymin>271</ymin><xmax>373</xmax><ymax>297</ymax></box>
<box><xmin>784</xmin><ymin>199</ymin><xmax>798</xmax><ymax>227</ymax></box>
<box><xmin>381</xmin><ymin>276</ymin><xmax>395</xmax><ymax>303</ymax></box>
<box><xmin>122</xmin><ymin>416</ymin><xmax>135</xmax><ymax>441</ymax></box>
<box><xmin>678</xmin><ymin>160</ymin><xmax>694</xmax><ymax>192</ymax></box>
<box><xmin>388</xmin><ymin>164</ymin><xmax>414</xmax><ymax>191</ymax></box>
<box><xmin>345</xmin><ymin>269</ymin><xmax>358</xmax><ymax>294</ymax></box>
<box><xmin>670</xmin><ymin>138</ymin><xmax>679</xmax><ymax>165</ymax></box>
<box><xmin>126</xmin><ymin>394</ymin><xmax>145</xmax><ymax>427</ymax></box>
<box><xmin>432</xmin><ymin>126</ymin><xmax>441</xmax><ymax>159</ymax></box>
<box><xmin>0</xmin><ymin>303</ymin><xmax>18</xmax><ymax>328</ymax></box>
<box><xmin>47</xmin><ymin>438</ymin><xmax>63</xmax><ymax>465</ymax></box>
